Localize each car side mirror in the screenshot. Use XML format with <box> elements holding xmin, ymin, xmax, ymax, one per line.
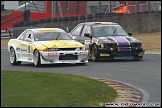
<box><xmin>66</xmin><ymin>27</ymin><xmax>71</xmax><ymax>33</ymax></box>
<box><xmin>128</xmin><ymin>32</ymin><xmax>132</xmax><ymax>36</ymax></box>
<box><xmin>25</xmin><ymin>38</ymin><xmax>32</xmax><ymax>42</ymax></box>
<box><xmin>84</xmin><ymin>33</ymin><xmax>92</xmax><ymax>38</ymax></box>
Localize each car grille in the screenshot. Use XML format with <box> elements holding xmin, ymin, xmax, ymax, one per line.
<box><xmin>114</xmin><ymin>51</ymin><xmax>132</xmax><ymax>56</ymax></box>
<box><xmin>59</xmin><ymin>48</ymin><xmax>76</xmax><ymax>51</ymax></box>
<box><xmin>59</xmin><ymin>54</ymin><xmax>78</xmax><ymax>60</ymax></box>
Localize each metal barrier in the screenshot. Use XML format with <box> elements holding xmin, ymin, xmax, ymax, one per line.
<box><xmin>1</xmin><ymin>30</ymin><xmax>12</xmax><ymax>39</ymax></box>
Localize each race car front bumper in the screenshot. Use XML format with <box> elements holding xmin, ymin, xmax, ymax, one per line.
<box><xmin>96</xmin><ymin>47</ymin><xmax>145</xmax><ymax>60</ymax></box>
<box><xmin>39</xmin><ymin>50</ymin><xmax>88</xmax><ymax>64</ymax></box>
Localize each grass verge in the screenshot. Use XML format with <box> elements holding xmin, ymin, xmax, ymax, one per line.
<box><xmin>1</xmin><ymin>70</ymin><xmax>117</xmax><ymax>107</ymax></box>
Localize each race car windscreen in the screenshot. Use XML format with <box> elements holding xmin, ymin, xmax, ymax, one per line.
<box><xmin>92</xmin><ymin>25</ymin><xmax>128</xmax><ymax>37</ymax></box>
<box><xmin>34</xmin><ymin>32</ymin><xmax>73</xmax><ymax>41</ymax></box>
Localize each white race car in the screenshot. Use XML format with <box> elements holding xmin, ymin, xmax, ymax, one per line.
<box><xmin>8</xmin><ymin>28</ymin><xmax>88</xmax><ymax>67</ymax></box>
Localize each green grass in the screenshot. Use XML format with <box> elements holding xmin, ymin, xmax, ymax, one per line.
<box><xmin>1</xmin><ymin>70</ymin><xmax>117</xmax><ymax>107</ymax></box>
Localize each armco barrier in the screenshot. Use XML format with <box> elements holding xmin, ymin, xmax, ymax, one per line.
<box><xmin>3</xmin><ymin>11</ymin><xmax>161</xmax><ymax>39</ymax></box>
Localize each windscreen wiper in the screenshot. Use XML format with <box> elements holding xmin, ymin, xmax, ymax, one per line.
<box><xmin>112</xmin><ymin>28</ymin><xmax>117</xmax><ymax>36</ymax></box>
<box><xmin>55</xmin><ymin>33</ymin><xmax>60</xmax><ymax>40</ymax></box>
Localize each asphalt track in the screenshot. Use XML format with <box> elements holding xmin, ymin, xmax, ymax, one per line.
<box><xmin>1</xmin><ymin>48</ymin><xmax>161</xmax><ymax>106</ymax></box>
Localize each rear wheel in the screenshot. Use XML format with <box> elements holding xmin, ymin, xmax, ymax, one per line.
<box><xmin>10</xmin><ymin>47</ymin><xmax>21</xmax><ymax>65</ymax></box>
<box><xmin>33</xmin><ymin>50</ymin><xmax>41</xmax><ymax>67</ymax></box>
<box><xmin>91</xmin><ymin>44</ymin><xmax>98</xmax><ymax>62</ymax></box>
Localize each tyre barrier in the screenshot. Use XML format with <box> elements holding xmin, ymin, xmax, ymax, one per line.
<box><xmin>68</xmin><ymin>16</ymin><xmax>74</xmax><ymax>21</ymax></box>
<box><xmin>57</xmin><ymin>17</ymin><xmax>62</xmax><ymax>22</ymax></box>
<box><xmin>31</xmin><ymin>20</ymin><xmax>38</xmax><ymax>25</ymax></box>
<box><xmin>51</xmin><ymin>18</ymin><xmax>57</xmax><ymax>22</ymax></box>
<box><xmin>19</xmin><ymin>21</ymin><xmax>24</xmax><ymax>27</ymax></box>
<box><xmin>12</xmin><ymin>22</ymin><xmax>19</xmax><ymax>27</ymax></box>
<box><xmin>92</xmin><ymin>13</ymin><xmax>100</xmax><ymax>18</ymax></box>
<box><xmin>92</xmin><ymin>13</ymin><xmax>106</xmax><ymax>18</ymax></box>
<box><xmin>85</xmin><ymin>14</ymin><xmax>93</xmax><ymax>19</ymax></box>
<box><xmin>74</xmin><ymin>16</ymin><xmax>78</xmax><ymax>20</ymax></box>
<box><xmin>24</xmin><ymin>21</ymin><xmax>31</xmax><ymax>26</ymax></box>
<box><xmin>38</xmin><ymin>19</ymin><xmax>45</xmax><ymax>24</ymax></box>
<box><xmin>62</xmin><ymin>17</ymin><xmax>68</xmax><ymax>21</ymax></box>
<box><xmin>78</xmin><ymin>15</ymin><xmax>85</xmax><ymax>20</ymax></box>
<box><xmin>45</xmin><ymin>18</ymin><xmax>51</xmax><ymax>23</ymax></box>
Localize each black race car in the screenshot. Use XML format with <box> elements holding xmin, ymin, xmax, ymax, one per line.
<box><xmin>68</xmin><ymin>22</ymin><xmax>145</xmax><ymax>61</ymax></box>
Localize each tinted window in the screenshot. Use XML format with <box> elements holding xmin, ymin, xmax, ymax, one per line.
<box><xmin>34</xmin><ymin>32</ymin><xmax>73</xmax><ymax>41</ymax></box>
<box><xmin>92</xmin><ymin>25</ymin><xmax>128</xmax><ymax>37</ymax></box>
<box><xmin>81</xmin><ymin>25</ymin><xmax>91</xmax><ymax>36</ymax></box>
<box><xmin>70</xmin><ymin>25</ymin><xmax>83</xmax><ymax>36</ymax></box>
<box><xmin>19</xmin><ymin>30</ymin><xmax>27</xmax><ymax>40</ymax></box>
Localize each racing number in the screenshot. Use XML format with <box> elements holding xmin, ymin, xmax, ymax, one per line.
<box><xmin>28</xmin><ymin>45</ymin><xmax>31</xmax><ymax>53</ymax></box>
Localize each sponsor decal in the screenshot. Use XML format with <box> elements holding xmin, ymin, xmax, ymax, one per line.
<box><xmin>101</xmin><ymin>44</ymin><xmax>104</xmax><ymax>48</ymax></box>
<box><xmin>48</xmin><ymin>52</ymin><xmax>58</xmax><ymax>56</ymax></box>
<box><xmin>98</xmin><ymin>37</ymin><xmax>107</xmax><ymax>39</ymax></box>
<box><xmin>28</xmin><ymin>45</ymin><xmax>31</xmax><ymax>53</ymax></box>
<box><xmin>84</xmin><ymin>40</ymin><xmax>90</xmax><ymax>44</ymax></box>
<box><xmin>138</xmin><ymin>53</ymin><xmax>143</xmax><ymax>56</ymax></box>
<box><xmin>16</xmin><ymin>47</ymin><xmax>20</xmax><ymax>51</ymax></box>
<box><xmin>28</xmin><ymin>58</ymin><xmax>32</xmax><ymax>60</ymax></box>
<box><xmin>21</xmin><ymin>49</ymin><xmax>27</xmax><ymax>51</ymax></box>
<box><xmin>100</xmin><ymin>53</ymin><xmax>110</xmax><ymax>56</ymax></box>
<box><xmin>80</xmin><ymin>52</ymin><xmax>88</xmax><ymax>55</ymax></box>
<box><xmin>61</xmin><ymin>42</ymin><xmax>67</xmax><ymax>45</ymax></box>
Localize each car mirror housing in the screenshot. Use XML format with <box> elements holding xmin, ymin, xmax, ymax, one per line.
<box><xmin>25</xmin><ymin>38</ymin><xmax>32</xmax><ymax>42</ymax></box>
<box><xmin>128</xmin><ymin>32</ymin><xmax>132</xmax><ymax>36</ymax></box>
<box><xmin>84</xmin><ymin>33</ymin><xmax>91</xmax><ymax>38</ymax></box>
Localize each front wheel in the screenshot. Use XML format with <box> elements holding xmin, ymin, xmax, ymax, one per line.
<box><xmin>33</xmin><ymin>50</ymin><xmax>41</xmax><ymax>67</ymax></box>
<box><xmin>10</xmin><ymin>47</ymin><xmax>21</xmax><ymax>65</ymax></box>
<box><xmin>91</xmin><ymin>44</ymin><xmax>99</xmax><ymax>62</ymax></box>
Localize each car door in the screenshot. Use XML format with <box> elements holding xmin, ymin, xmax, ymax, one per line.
<box><xmin>69</xmin><ymin>24</ymin><xmax>83</xmax><ymax>42</ymax></box>
<box><xmin>19</xmin><ymin>30</ymin><xmax>33</xmax><ymax>61</ymax></box>
<box><xmin>80</xmin><ymin>25</ymin><xmax>92</xmax><ymax>44</ymax></box>
<box><xmin>80</xmin><ymin>25</ymin><xmax>92</xmax><ymax>53</ymax></box>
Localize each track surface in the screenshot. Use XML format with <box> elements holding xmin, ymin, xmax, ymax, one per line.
<box><xmin>1</xmin><ymin>49</ymin><xmax>161</xmax><ymax>105</ymax></box>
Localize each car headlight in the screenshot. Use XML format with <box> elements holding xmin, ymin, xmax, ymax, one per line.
<box><xmin>76</xmin><ymin>47</ymin><xmax>88</xmax><ymax>51</ymax></box>
<box><xmin>101</xmin><ymin>43</ymin><xmax>116</xmax><ymax>48</ymax></box>
<box><xmin>48</xmin><ymin>48</ymin><xmax>60</xmax><ymax>51</ymax></box>
<box><xmin>43</xmin><ymin>48</ymin><xmax>60</xmax><ymax>52</ymax></box>
<box><xmin>101</xmin><ymin>44</ymin><xmax>104</xmax><ymax>48</ymax></box>
<box><xmin>131</xmin><ymin>42</ymin><xmax>142</xmax><ymax>47</ymax></box>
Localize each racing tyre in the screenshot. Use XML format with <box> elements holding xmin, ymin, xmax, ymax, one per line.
<box><xmin>33</xmin><ymin>50</ymin><xmax>41</xmax><ymax>67</ymax></box>
<box><xmin>91</xmin><ymin>44</ymin><xmax>99</xmax><ymax>62</ymax></box>
<box><xmin>10</xmin><ymin>47</ymin><xmax>21</xmax><ymax>65</ymax></box>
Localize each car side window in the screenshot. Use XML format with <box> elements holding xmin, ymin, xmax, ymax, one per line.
<box><xmin>70</xmin><ymin>25</ymin><xmax>83</xmax><ymax>36</ymax></box>
<box><xmin>81</xmin><ymin>25</ymin><xmax>91</xmax><ymax>37</ymax></box>
<box><xmin>24</xmin><ymin>30</ymin><xmax>34</xmax><ymax>41</ymax></box>
<box><xmin>84</xmin><ymin>26</ymin><xmax>91</xmax><ymax>34</ymax></box>
<box><xmin>19</xmin><ymin>30</ymin><xmax>27</xmax><ymax>40</ymax></box>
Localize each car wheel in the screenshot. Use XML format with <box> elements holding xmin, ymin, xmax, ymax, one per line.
<box><xmin>91</xmin><ymin>44</ymin><xmax>98</xmax><ymax>62</ymax></box>
<box><xmin>33</xmin><ymin>50</ymin><xmax>41</xmax><ymax>67</ymax></box>
<box><xmin>10</xmin><ymin>47</ymin><xmax>21</xmax><ymax>65</ymax></box>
